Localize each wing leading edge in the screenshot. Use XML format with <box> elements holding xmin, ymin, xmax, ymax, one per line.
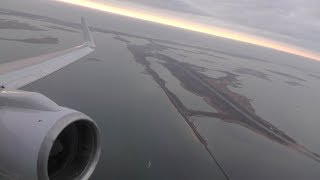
<box><xmin>0</xmin><ymin>18</ymin><xmax>95</xmax><ymax>89</ymax></box>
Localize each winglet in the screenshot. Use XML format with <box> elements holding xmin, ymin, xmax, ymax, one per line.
<box><xmin>81</xmin><ymin>17</ymin><xmax>96</xmax><ymax>48</ymax></box>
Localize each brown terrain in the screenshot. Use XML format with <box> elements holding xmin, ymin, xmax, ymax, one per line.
<box><xmin>127</xmin><ymin>43</ymin><xmax>320</xmax><ymax>164</ymax></box>
<box><xmin>1</xmin><ymin>5</ymin><xmax>319</xmax><ymax>170</ymax></box>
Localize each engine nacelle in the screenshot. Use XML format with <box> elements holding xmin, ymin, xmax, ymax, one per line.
<box><xmin>0</xmin><ymin>90</ymin><xmax>101</xmax><ymax>180</ymax></box>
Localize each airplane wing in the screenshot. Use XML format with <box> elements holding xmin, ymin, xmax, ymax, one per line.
<box><xmin>0</xmin><ymin>17</ymin><xmax>95</xmax><ymax>89</ymax></box>
<box><xmin>0</xmin><ymin>18</ymin><xmax>101</xmax><ymax>180</ymax></box>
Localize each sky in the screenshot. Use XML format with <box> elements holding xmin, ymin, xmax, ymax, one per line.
<box><xmin>56</xmin><ymin>0</ymin><xmax>320</xmax><ymax>61</ymax></box>
<box><xmin>197</xmin><ymin>0</ymin><xmax>320</xmax><ymax>52</ymax></box>
<box><xmin>117</xmin><ymin>0</ymin><xmax>320</xmax><ymax>52</ymax></box>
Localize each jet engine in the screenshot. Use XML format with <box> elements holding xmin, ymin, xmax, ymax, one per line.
<box><xmin>0</xmin><ymin>90</ymin><xmax>101</xmax><ymax>180</ymax></box>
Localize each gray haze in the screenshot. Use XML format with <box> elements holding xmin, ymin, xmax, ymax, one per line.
<box><xmin>115</xmin><ymin>0</ymin><xmax>320</xmax><ymax>52</ymax></box>
<box><xmin>2</xmin><ymin>0</ymin><xmax>320</xmax><ymax>179</ymax></box>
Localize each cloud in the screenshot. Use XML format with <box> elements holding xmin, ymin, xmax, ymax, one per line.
<box><xmin>180</xmin><ymin>0</ymin><xmax>320</xmax><ymax>52</ymax></box>
<box><xmin>59</xmin><ymin>0</ymin><xmax>320</xmax><ymax>61</ymax></box>
<box><xmin>113</xmin><ymin>0</ymin><xmax>320</xmax><ymax>52</ymax></box>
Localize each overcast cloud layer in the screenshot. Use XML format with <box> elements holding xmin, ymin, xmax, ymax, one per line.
<box><xmin>115</xmin><ymin>0</ymin><xmax>320</xmax><ymax>52</ymax></box>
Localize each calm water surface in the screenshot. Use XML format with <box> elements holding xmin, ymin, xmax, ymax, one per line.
<box><xmin>2</xmin><ymin>1</ymin><xmax>320</xmax><ymax>179</ymax></box>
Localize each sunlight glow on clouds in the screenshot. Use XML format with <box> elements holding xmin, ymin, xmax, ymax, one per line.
<box><xmin>57</xmin><ymin>0</ymin><xmax>320</xmax><ymax>61</ymax></box>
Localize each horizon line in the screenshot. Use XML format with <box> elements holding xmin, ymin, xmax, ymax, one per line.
<box><xmin>57</xmin><ymin>0</ymin><xmax>320</xmax><ymax>61</ymax></box>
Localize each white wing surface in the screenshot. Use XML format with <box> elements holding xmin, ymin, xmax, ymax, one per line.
<box><xmin>0</xmin><ymin>17</ymin><xmax>95</xmax><ymax>89</ymax></box>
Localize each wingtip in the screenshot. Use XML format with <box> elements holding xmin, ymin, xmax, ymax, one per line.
<box><xmin>81</xmin><ymin>17</ymin><xmax>96</xmax><ymax>48</ymax></box>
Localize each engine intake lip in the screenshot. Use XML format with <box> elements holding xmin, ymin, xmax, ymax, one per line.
<box><xmin>37</xmin><ymin>112</ymin><xmax>101</xmax><ymax>180</ymax></box>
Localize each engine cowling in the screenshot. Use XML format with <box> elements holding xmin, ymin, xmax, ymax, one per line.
<box><xmin>0</xmin><ymin>90</ymin><xmax>101</xmax><ymax>180</ymax></box>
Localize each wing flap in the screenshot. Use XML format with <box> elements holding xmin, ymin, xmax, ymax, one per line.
<box><xmin>0</xmin><ymin>18</ymin><xmax>95</xmax><ymax>89</ymax></box>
